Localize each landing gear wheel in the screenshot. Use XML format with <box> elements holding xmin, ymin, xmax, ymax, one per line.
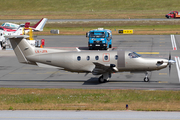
<box><xmin>144</xmin><ymin>77</ymin><xmax>149</xmax><ymax>82</ymax></box>
<box><xmin>98</xmin><ymin>75</ymin><xmax>107</xmax><ymax>83</ymax></box>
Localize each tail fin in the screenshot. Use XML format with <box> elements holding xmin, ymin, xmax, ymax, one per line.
<box><xmin>30</xmin><ymin>18</ymin><xmax>47</xmax><ymax>31</ymax></box>
<box><xmin>6</xmin><ymin>35</ymin><xmax>34</xmax><ymax>64</ymax></box>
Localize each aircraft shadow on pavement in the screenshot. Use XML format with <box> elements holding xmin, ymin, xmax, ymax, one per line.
<box><xmin>0</xmin><ymin>79</ymin><xmax>159</xmax><ymax>85</ymax></box>
<box><xmin>82</xmin><ymin>77</ymin><xmax>148</xmax><ymax>85</ymax></box>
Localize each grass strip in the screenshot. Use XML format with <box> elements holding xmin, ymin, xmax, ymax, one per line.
<box><xmin>31</xmin><ymin>21</ymin><xmax>180</xmax><ymax>35</ymax></box>
<box><xmin>0</xmin><ymin>88</ymin><xmax>180</xmax><ymax>111</ymax></box>
<box><xmin>0</xmin><ymin>0</ymin><xmax>179</xmax><ymax>19</ymax></box>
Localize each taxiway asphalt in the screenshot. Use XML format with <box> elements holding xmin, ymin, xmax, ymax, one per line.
<box><xmin>0</xmin><ymin>110</ymin><xmax>180</xmax><ymax>120</ymax></box>
<box><xmin>0</xmin><ymin>35</ymin><xmax>180</xmax><ymax>90</ymax></box>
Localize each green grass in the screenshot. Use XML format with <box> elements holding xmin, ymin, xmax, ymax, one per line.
<box><xmin>0</xmin><ymin>0</ymin><xmax>179</xmax><ymax>19</ymax></box>
<box><xmin>0</xmin><ymin>88</ymin><xmax>180</xmax><ymax>111</ymax></box>
<box><xmin>1</xmin><ymin>0</ymin><xmax>179</xmax><ymax>12</ymax></box>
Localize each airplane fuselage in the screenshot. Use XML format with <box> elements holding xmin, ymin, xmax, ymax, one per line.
<box><xmin>26</xmin><ymin>50</ymin><xmax>168</xmax><ymax>73</ymax></box>
<box><xmin>7</xmin><ymin>35</ymin><xmax>174</xmax><ymax>83</ymax></box>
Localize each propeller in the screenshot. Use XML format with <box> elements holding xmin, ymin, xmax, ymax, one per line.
<box><xmin>169</xmin><ymin>52</ymin><xmax>171</xmax><ymax>75</ymax></box>
<box><xmin>168</xmin><ymin>52</ymin><xmax>176</xmax><ymax>75</ymax></box>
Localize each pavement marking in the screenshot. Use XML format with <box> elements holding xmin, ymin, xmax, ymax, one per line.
<box><xmin>159</xmin><ymin>81</ymin><xmax>168</xmax><ymax>83</ymax></box>
<box><xmin>171</xmin><ymin>35</ymin><xmax>177</xmax><ymax>50</ymax></box>
<box><xmin>175</xmin><ymin>56</ymin><xmax>180</xmax><ymax>83</ymax></box>
<box><xmin>136</xmin><ymin>52</ymin><xmax>159</xmax><ymax>54</ymax></box>
<box><xmin>159</xmin><ymin>73</ymin><xmax>167</xmax><ymax>75</ymax></box>
<box><xmin>9</xmin><ymin>72</ymin><xmax>29</xmax><ymax>74</ymax></box>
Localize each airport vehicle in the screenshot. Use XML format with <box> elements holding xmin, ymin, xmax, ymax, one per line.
<box><xmin>86</xmin><ymin>28</ymin><xmax>112</xmax><ymax>50</ymax></box>
<box><xmin>165</xmin><ymin>11</ymin><xmax>180</xmax><ymax>18</ymax></box>
<box><xmin>7</xmin><ymin>35</ymin><xmax>175</xmax><ymax>83</ymax></box>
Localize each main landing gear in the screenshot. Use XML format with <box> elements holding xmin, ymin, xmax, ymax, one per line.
<box><xmin>144</xmin><ymin>71</ymin><xmax>149</xmax><ymax>82</ymax></box>
<box><xmin>98</xmin><ymin>72</ymin><xmax>111</xmax><ymax>83</ymax></box>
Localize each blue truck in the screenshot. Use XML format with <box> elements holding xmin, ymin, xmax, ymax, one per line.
<box><xmin>86</xmin><ymin>28</ymin><xmax>112</xmax><ymax>50</ymax></box>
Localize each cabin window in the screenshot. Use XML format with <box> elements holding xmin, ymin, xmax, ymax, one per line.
<box><xmin>115</xmin><ymin>55</ymin><xmax>118</xmax><ymax>60</ymax></box>
<box><xmin>95</xmin><ymin>56</ymin><xmax>99</xmax><ymax>60</ymax></box>
<box><xmin>87</xmin><ymin>56</ymin><xmax>90</xmax><ymax>61</ymax></box>
<box><xmin>77</xmin><ymin>56</ymin><xmax>81</xmax><ymax>61</ymax></box>
<box><xmin>104</xmin><ymin>55</ymin><xmax>108</xmax><ymax>60</ymax></box>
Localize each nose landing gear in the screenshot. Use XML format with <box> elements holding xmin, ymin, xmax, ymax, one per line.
<box><xmin>144</xmin><ymin>72</ymin><xmax>149</xmax><ymax>82</ymax></box>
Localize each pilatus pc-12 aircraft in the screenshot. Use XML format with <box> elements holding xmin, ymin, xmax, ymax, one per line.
<box><xmin>7</xmin><ymin>35</ymin><xmax>175</xmax><ymax>83</ymax></box>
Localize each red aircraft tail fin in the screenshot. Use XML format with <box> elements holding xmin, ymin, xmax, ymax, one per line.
<box><xmin>30</xmin><ymin>18</ymin><xmax>47</xmax><ymax>31</ymax></box>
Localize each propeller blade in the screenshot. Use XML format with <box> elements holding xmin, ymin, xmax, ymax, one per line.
<box><xmin>167</xmin><ymin>52</ymin><xmax>176</xmax><ymax>76</ymax></box>
<box><xmin>169</xmin><ymin>62</ymin><xmax>171</xmax><ymax>76</ymax></box>
<box><xmin>169</xmin><ymin>52</ymin><xmax>171</xmax><ymax>61</ymax></box>
<box><xmin>169</xmin><ymin>52</ymin><xmax>171</xmax><ymax>76</ymax></box>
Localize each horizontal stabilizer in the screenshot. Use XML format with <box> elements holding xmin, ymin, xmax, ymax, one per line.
<box><xmin>5</xmin><ymin>35</ymin><xmax>29</xmax><ymax>39</ymax></box>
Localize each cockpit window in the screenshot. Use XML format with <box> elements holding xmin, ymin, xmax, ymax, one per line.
<box><xmin>128</xmin><ymin>52</ymin><xmax>141</xmax><ymax>58</ymax></box>
<box><xmin>5</xmin><ymin>24</ymin><xmax>10</xmax><ymax>27</ymax></box>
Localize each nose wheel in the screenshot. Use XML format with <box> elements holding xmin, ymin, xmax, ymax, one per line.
<box><xmin>144</xmin><ymin>72</ymin><xmax>149</xmax><ymax>82</ymax></box>
<box><xmin>144</xmin><ymin>77</ymin><xmax>149</xmax><ymax>82</ymax></box>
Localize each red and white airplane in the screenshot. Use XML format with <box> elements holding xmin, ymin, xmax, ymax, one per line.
<box><xmin>0</xmin><ymin>18</ymin><xmax>47</xmax><ymax>49</ymax></box>
<box><xmin>0</xmin><ymin>18</ymin><xmax>47</xmax><ymax>32</ymax></box>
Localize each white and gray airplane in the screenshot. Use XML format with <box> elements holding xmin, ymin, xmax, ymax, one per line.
<box><xmin>7</xmin><ymin>35</ymin><xmax>175</xmax><ymax>83</ymax></box>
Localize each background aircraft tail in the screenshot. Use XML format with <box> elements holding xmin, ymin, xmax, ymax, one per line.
<box><xmin>6</xmin><ymin>35</ymin><xmax>34</xmax><ymax>64</ymax></box>
<box><xmin>30</xmin><ymin>18</ymin><xmax>47</xmax><ymax>31</ymax></box>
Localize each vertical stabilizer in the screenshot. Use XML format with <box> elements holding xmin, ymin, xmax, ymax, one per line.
<box><xmin>31</xmin><ymin>18</ymin><xmax>48</xmax><ymax>31</ymax></box>
<box><xmin>6</xmin><ymin>35</ymin><xmax>34</xmax><ymax>63</ymax></box>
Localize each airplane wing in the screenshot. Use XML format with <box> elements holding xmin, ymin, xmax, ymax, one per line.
<box><xmin>92</xmin><ymin>62</ymin><xmax>118</xmax><ymax>75</ymax></box>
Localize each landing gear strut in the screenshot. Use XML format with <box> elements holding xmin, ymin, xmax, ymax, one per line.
<box><xmin>144</xmin><ymin>72</ymin><xmax>149</xmax><ymax>82</ymax></box>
